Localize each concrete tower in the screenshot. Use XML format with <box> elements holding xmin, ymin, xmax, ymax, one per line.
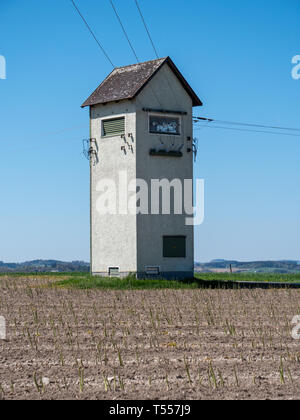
<box><xmin>82</xmin><ymin>57</ymin><xmax>202</xmax><ymax>278</ymax></box>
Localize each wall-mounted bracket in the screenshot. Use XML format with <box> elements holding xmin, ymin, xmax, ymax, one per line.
<box><xmin>83</xmin><ymin>138</ymin><xmax>98</xmax><ymax>166</ymax></box>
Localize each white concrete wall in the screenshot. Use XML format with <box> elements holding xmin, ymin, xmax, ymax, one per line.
<box><xmin>90</xmin><ymin>101</ymin><xmax>137</xmax><ymax>275</ymax></box>
<box><xmin>135</xmin><ymin>63</ymin><xmax>194</xmax><ymax>277</ymax></box>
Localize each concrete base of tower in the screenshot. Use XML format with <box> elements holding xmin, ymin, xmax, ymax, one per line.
<box><xmin>91</xmin><ymin>271</ymin><xmax>194</xmax><ymax>280</ymax></box>
<box><xmin>136</xmin><ymin>271</ymin><xmax>194</xmax><ymax>281</ymax></box>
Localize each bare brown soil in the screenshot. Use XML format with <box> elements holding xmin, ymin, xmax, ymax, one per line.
<box><xmin>0</xmin><ymin>276</ymin><xmax>300</xmax><ymax>400</ymax></box>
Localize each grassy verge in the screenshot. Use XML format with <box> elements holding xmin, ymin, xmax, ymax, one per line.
<box><xmin>55</xmin><ymin>272</ymin><xmax>300</xmax><ymax>289</ymax></box>
<box><xmin>1</xmin><ymin>272</ymin><xmax>300</xmax><ymax>289</ymax></box>
<box><xmin>195</xmin><ymin>272</ymin><xmax>300</xmax><ymax>283</ymax></box>
<box><xmin>53</xmin><ymin>275</ymin><xmax>200</xmax><ymax>290</ymax></box>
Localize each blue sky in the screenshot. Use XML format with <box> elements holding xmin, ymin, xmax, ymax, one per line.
<box><xmin>0</xmin><ymin>0</ymin><xmax>299</xmax><ymax>263</ymax></box>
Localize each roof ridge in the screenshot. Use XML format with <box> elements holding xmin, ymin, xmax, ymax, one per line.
<box><xmin>113</xmin><ymin>57</ymin><xmax>168</xmax><ymax>71</ymax></box>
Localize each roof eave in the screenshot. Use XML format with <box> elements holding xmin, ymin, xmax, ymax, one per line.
<box><xmin>81</xmin><ymin>97</ymin><xmax>133</xmax><ymax>108</ymax></box>
<box><xmin>81</xmin><ymin>66</ymin><xmax>117</xmax><ymax>108</ymax></box>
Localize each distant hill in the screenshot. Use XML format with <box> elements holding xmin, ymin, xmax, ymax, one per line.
<box><xmin>195</xmin><ymin>260</ymin><xmax>300</xmax><ymax>274</ymax></box>
<box><xmin>0</xmin><ymin>260</ymin><xmax>90</xmax><ymax>273</ymax></box>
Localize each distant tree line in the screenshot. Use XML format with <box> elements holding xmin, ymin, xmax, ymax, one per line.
<box><xmin>195</xmin><ymin>260</ymin><xmax>300</xmax><ymax>273</ymax></box>
<box><xmin>0</xmin><ymin>260</ymin><xmax>90</xmax><ymax>273</ymax></box>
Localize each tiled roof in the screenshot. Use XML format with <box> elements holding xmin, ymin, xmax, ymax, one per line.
<box><xmin>81</xmin><ymin>57</ymin><xmax>202</xmax><ymax>108</ymax></box>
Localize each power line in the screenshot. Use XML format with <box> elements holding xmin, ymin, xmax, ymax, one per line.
<box><xmin>134</xmin><ymin>0</ymin><xmax>159</xmax><ymax>59</ymax></box>
<box><xmin>133</xmin><ymin>1</ymin><xmax>178</xmax><ymax>110</ymax></box>
<box><xmin>108</xmin><ymin>0</ymin><xmax>164</xmax><ymax>108</ymax></box>
<box><xmin>194</xmin><ymin>123</ymin><xmax>300</xmax><ymax>137</ymax></box>
<box><xmin>109</xmin><ymin>0</ymin><xmax>139</xmax><ymax>63</ymax></box>
<box><xmin>193</xmin><ymin>116</ymin><xmax>300</xmax><ymax>132</ymax></box>
<box><xmin>70</xmin><ymin>0</ymin><xmax>115</xmax><ymax>67</ymax></box>
<box><xmin>134</xmin><ymin>0</ymin><xmax>180</xmax><ymax>107</ymax></box>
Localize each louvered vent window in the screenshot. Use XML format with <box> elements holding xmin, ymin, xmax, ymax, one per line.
<box><xmin>109</xmin><ymin>267</ymin><xmax>120</xmax><ymax>277</ymax></box>
<box><xmin>102</xmin><ymin>117</ymin><xmax>125</xmax><ymax>137</ymax></box>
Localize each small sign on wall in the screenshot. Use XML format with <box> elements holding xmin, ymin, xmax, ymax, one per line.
<box><xmin>145</xmin><ymin>266</ymin><xmax>160</xmax><ymax>276</ymax></box>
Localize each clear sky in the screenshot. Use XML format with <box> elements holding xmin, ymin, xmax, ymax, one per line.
<box><xmin>0</xmin><ymin>0</ymin><xmax>299</xmax><ymax>263</ymax></box>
